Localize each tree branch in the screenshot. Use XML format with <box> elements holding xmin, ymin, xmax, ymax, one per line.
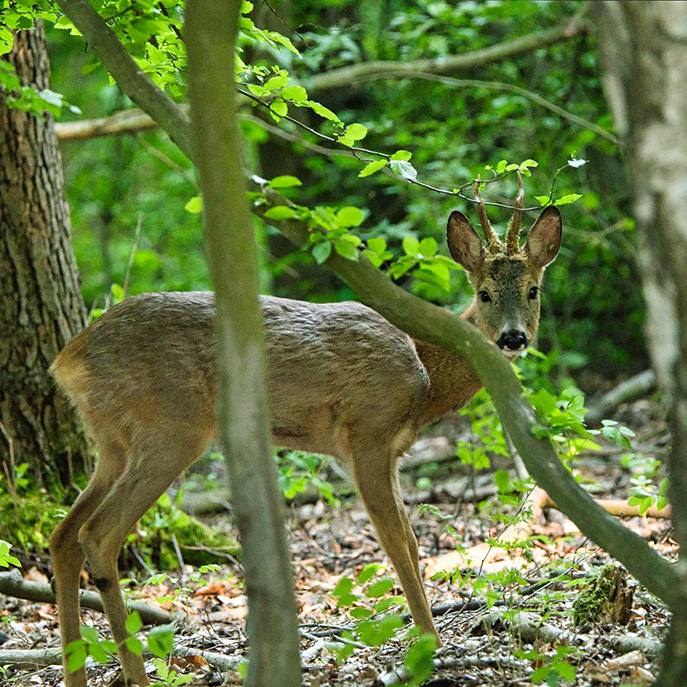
<box><xmin>55</xmin><ymin>0</ymin><xmax>192</xmax><ymax>158</ymax></box>
<box><xmin>303</xmin><ymin>16</ymin><xmax>588</xmax><ymax>93</ymax></box>
<box><xmin>55</xmin><ymin>108</ymin><xmax>157</xmax><ymax>141</ymax></box>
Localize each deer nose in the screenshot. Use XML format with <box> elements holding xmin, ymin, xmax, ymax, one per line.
<box><xmin>497</xmin><ymin>329</ymin><xmax>529</xmax><ymax>351</ymax></box>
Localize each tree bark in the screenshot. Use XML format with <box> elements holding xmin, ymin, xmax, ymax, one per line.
<box><xmin>185</xmin><ymin>2</ymin><xmax>301</xmax><ymax>686</ymax></box>
<box><xmin>593</xmin><ymin>3</ymin><xmax>687</xmax><ymax>685</ymax></box>
<box><xmin>0</xmin><ymin>23</ymin><xmax>87</xmax><ymax>489</ymax></box>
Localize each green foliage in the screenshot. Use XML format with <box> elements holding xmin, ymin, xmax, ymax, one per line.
<box><xmin>135</xmin><ymin>494</ymin><xmax>240</xmax><ymax>568</ymax></box>
<box><xmin>276</xmin><ymin>450</ymin><xmax>340</xmax><ymax>505</ymax></box>
<box><xmin>328</xmin><ymin>564</ymin><xmax>437</xmax><ymax>683</ymax></box>
<box><xmin>518</xmin><ymin>645</ymin><xmax>578</xmax><ymax>686</ymax></box>
<box><xmin>0</xmin><ymin>540</ymin><xmax>20</xmax><ymax>568</ymax></box>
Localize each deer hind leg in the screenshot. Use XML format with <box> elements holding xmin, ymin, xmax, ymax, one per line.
<box><xmin>350</xmin><ymin>440</ymin><xmax>440</xmax><ymax>643</ymax></box>
<box><xmin>49</xmin><ymin>437</ymin><xmax>128</xmax><ymax>687</ymax></box>
<box><xmin>77</xmin><ymin>431</ymin><xmax>209</xmax><ymax>687</ymax></box>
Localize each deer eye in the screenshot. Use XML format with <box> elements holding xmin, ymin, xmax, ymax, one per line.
<box><xmin>479</xmin><ymin>290</ymin><xmax>492</xmax><ymax>303</ymax></box>
<box><xmin>528</xmin><ymin>286</ymin><xmax>539</xmax><ymax>300</ymax></box>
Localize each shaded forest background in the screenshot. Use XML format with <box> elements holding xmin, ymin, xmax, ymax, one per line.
<box><xmin>51</xmin><ymin>0</ymin><xmax>640</xmax><ymax>386</ymax></box>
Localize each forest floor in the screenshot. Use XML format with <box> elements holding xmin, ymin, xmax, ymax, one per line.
<box><xmin>0</xmin><ymin>394</ymin><xmax>674</xmax><ymax>687</ymax></box>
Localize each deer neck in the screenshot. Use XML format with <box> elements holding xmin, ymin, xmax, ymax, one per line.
<box><xmin>412</xmin><ymin>303</ymin><xmax>482</xmax><ymax>427</ymax></box>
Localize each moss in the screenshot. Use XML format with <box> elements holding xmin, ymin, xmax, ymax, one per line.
<box><xmin>573</xmin><ymin>565</ymin><xmax>634</xmax><ymax>627</ymax></box>
<box><xmin>0</xmin><ymin>491</ymin><xmax>64</xmax><ymax>554</ymax></box>
<box><xmin>132</xmin><ymin>494</ymin><xmax>240</xmax><ymax>569</ymax></box>
<box><xmin>0</xmin><ymin>490</ymin><xmax>240</xmax><ymax>571</ymax></box>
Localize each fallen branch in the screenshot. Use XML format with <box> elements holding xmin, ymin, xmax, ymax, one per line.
<box><xmin>585</xmin><ymin>369</ymin><xmax>658</xmax><ymax>427</ymax></box>
<box><xmin>543</xmin><ymin>495</ymin><xmax>671</xmax><ymax>520</ymax></box>
<box><xmin>0</xmin><ymin>569</ymin><xmax>174</xmax><ymax>626</ymax></box>
<box><xmin>0</xmin><ymin>645</ymin><xmax>243</xmax><ymax>673</ymax></box>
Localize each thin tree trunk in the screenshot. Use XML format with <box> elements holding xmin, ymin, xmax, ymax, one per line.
<box><xmin>593</xmin><ymin>3</ymin><xmax>687</xmax><ymax>685</ymax></box>
<box><xmin>0</xmin><ymin>23</ymin><xmax>87</xmax><ymax>489</ymax></box>
<box><xmin>185</xmin><ymin>2</ymin><xmax>301</xmax><ymax>686</ymax></box>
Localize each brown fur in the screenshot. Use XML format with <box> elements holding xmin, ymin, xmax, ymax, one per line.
<box><xmin>49</xmin><ymin>205</ymin><xmax>562</xmax><ymax>686</ymax></box>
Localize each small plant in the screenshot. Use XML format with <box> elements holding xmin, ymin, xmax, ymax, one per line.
<box><xmin>517</xmin><ymin>645</ymin><xmax>578</xmax><ymax>686</ymax></box>
<box><xmin>276</xmin><ymin>450</ymin><xmax>340</xmax><ymax>505</ymax></box>
<box><xmin>0</xmin><ymin>540</ymin><xmax>20</xmax><ymax>568</ymax></box>
<box><xmin>64</xmin><ymin>612</ymin><xmax>188</xmax><ymax>681</ymax></box>
<box><xmin>328</xmin><ymin>564</ymin><xmax>437</xmax><ymax>685</ymax></box>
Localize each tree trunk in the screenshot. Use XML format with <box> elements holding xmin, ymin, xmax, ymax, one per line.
<box><xmin>185</xmin><ymin>2</ymin><xmax>301</xmax><ymax>686</ymax></box>
<box><xmin>593</xmin><ymin>3</ymin><xmax>687</xmax><ymax>685</ymax></box>
<box><xmin>0</xmin><ymin>23</ymin><xmax>88</xmax><ymax>489</ymax></box>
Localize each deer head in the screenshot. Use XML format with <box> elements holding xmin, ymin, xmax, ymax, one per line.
<box><xmin>446</xmin><ymin>174</ymin><xmax>562</xmax><ymax>359</ymax></box>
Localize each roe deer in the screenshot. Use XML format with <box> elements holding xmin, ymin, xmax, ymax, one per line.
<box><xmin>49</xmin><ymin>180</ymin><xmax>562</xmax><ymax>686</ymax></box>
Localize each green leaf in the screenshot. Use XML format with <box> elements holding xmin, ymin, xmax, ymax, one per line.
<box><xmin>520</xmin><ymin>159</ymin><xmax>538</xmax><ymax>169</ymax></box>
<box><xmin>331</xmin><ymin>576</ymin><xmax>359</xmax><ymax>607</ymax></box>
<box><xmin>267</xmin><ymin>175</ymin><xmax>302</xmax><ymax>189</ymax></box>
<box><xmin>357</xmin><ymin>563</ymin><xmax>384</xmax><ymax>584</ymax></box>
<box><xmin>535</xmin><ymin>195</ymin><xmax>551</xmax><ymax>206</ymax></box>
<box><xmin>126</xmin><ymin>636</ymin><xmax>144</xmax><ymax>656</ymax></box>
<box><xmin>147</xmin><ymin>625</ymin><xmax>175</xmax><ymax>658</ymax></box>
<box><xmin>494</xmin><ymin>470</ymin><xmax>511</xmax><ymax>494</ymax></box>
<box><xmin>390</xmin><ymin>159</ymin><xmax>418</xmax><ymax>181</ymax></box>
<box><xmin>305</xmin><ymin>100</ymin><xmax>341</xmax><ymax>123</ymax></box>
<box><xmin>350</xmin><ymin>607</ymin><xmax>373</xmax><ymax>620</ymax></box>
<box><xmin>402</xmin><ymin>235</ymin><xmax>420</xmax><ymax>257</ymax></box>
<box><xmin>125</xmin><ymin>612</ymin><xmax>143</xmax><ymax>635</ymax></box>
<box><xmin>311</xmin><ymin>241</ymin><xmax>332</xmax><ymax>264</ymax></box>
<box><xmin>391</xmin><ymin>150</ymin><xmax>412</xmax><ymax>162</ymax></box>
<box><xmin>80</xmin><ymin>625</ymin><xmax>99</xmax><ymax>642</ymax></box>
<box><xmin>359</xmin><ymin>158</ymin><xmax>388</xmax><ymax>178</ymax></box>
<box><xmin>67</xmin><ymin>646</ymin><xmax>88</xmax><ymax>674</ymax></box>
<box><xmin>365</xmin><ymin>238</ymin><xmax>387</xmax><ymax>256</ymax></box>
<box><xmin>335</xmin><ymin>206</ymin><xmax>365</xmax><ymax>228</ymax></box>
<box><xmin>269</xmin><ymin>100</ymin><xmax>288</xmax><ymax>118</ymax></box>
<box><xmin>554</xmin><ymin>193</ymin><xmax>582</xmax><ymax>206</ymax></box>
<box><xmin>88</xmin><ymin>642</ymin><xmax>110</xmax><ymax>665</ymax></box>
<box><xmin>264</xmin><ymin>74</ymin><xmax>289</xmax><ymax>92</ymax></box>
<box><xmin>495</xmin><ymin>159</ymin><xmax>508</xmax><ymax>173</ymax></box>
<box><xmin>334</xmin><ymin>238</ymin><xmax>360</xmax><ymax>261</ymax></box>
<box><xmin>281</xmin><ymin>84</ymin><xmax>307</xmax><ymax>102</ymax></box>
<box><xmin>184</xmin><ymin>196</ymin><xmax>203</xmax><ymax>214</ymax></box>
<box><xmin>374</xmin><ymin>596</ymin><xmax>404</xmax><ymax>613</ymax></box>
<box><xmin>263</xmin><ymin>205</ymin><xmax>299</xmax><ymax>220</ymax></box>
<box><xmin>404</xmin><ymin>634</ymin><xmax>437</xmax><ymax>685</ymax></box>
<box><xmin>343</xmin><ymin>123</ymin><xmax>367</xmax><ymax>142</ymax></box>
<box><xmin>418</xmin><ymin>237</ymin><xmax>437</xmax><ymax>258</ymax></box>
<box><xmin>366</xmin><ymin>576</ymin><xmax>395</xmax><ymax>598</ymax></box>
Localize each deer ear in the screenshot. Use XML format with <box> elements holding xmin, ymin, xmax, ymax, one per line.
<box><xmin>524</xmin><ymin>206</ymin><xmax>562</xmax><ymax>269</ymax></box>
<box><xmin>447</xmin><ymin>211</ymin><xmax>485</xmax><ymax>272</ymax></box>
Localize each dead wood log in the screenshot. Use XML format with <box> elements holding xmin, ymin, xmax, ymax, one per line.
<box><xmin>0</xmin><ymin>569</ymin><xmax>173</xmax><ymax>625</ymax></box>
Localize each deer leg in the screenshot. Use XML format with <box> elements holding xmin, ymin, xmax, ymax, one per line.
<box><xmin>351</xmin><ymin>452</ymin><xmax>440</xmax><ymax>643</ymax></box>
<box><xmin>78</xmin><ymin>433</ymin><xmax>207</xmax><ymax>686</ymax></box>
<box><xmin>49</xmin><ymin>439</ymin><xmax>128</xmax><ymax>687</ymax></box>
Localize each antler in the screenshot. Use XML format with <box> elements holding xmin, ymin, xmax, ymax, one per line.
<box><xmin>506</xmin><ymin>171</ymin><xmax>525</xmax><ymax>255</ymax></box>
<box><xmin>474</xmin><ymin>176</ymin><xmax>502</xmax><ymax>255</ymax></box>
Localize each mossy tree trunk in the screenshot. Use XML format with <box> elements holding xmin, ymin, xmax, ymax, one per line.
<box><xmin>0</xmin><ymin>23</ymin><xmax>88</xmax><ymax>490</ymax></box>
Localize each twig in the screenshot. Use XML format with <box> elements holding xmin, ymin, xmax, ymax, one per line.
<box><xmin>122</xmin><ymin>213</ymin><xmax>142</xmax><ymax>298</ymax></box>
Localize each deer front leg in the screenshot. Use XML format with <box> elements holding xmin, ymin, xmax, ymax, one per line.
<box><xmin>351</xmin><ymin>453</ymin><xmax>441</xmax><ymax>644</ymax></box>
